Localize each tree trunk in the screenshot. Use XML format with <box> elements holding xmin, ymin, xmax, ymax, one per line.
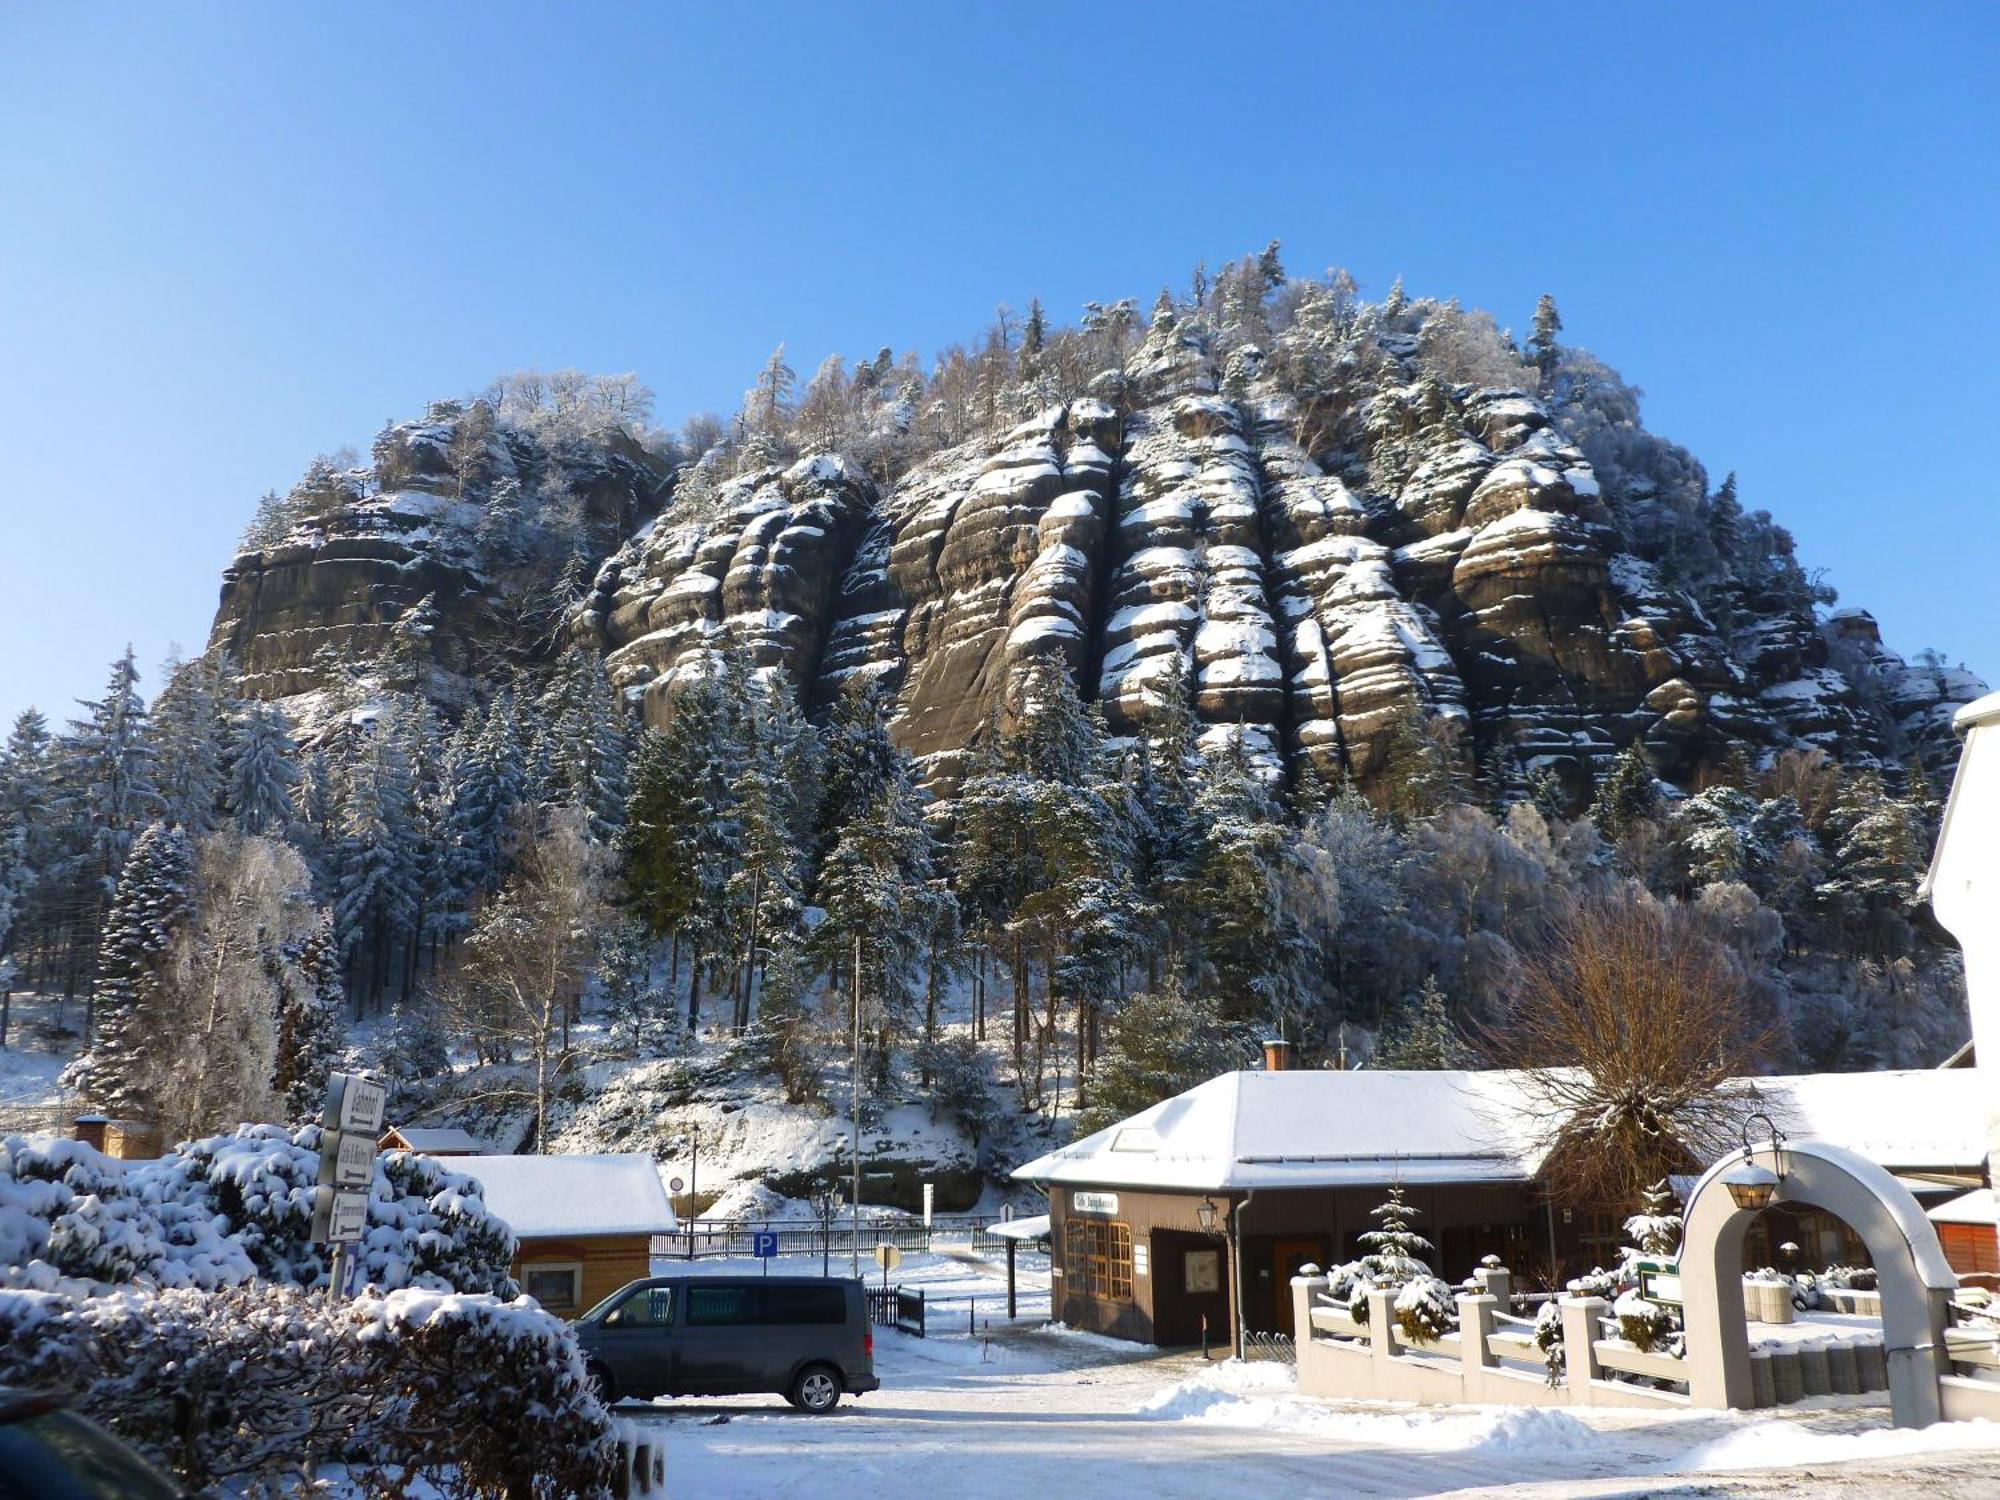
<box><xmin>686</xmin><ymin>959</ymin><xmax>702</xmax><ymax>1029</ymax></box>
<box><xmin>736</xmin><ymin>869</ymin><xmax>761</xmax><ymax>1034</ymax></box>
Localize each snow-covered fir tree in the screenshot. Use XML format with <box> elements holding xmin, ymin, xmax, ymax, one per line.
<box><xmin>60</xmin><ymin>820</ymin><xmax>193</xmax><ymax>1118</ymax></box>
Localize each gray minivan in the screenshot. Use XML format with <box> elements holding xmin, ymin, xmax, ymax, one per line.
<box><xmin>573</xmin><ymin>1276</ymin><xmax>880</xmax><ymax>1413</ymax></box>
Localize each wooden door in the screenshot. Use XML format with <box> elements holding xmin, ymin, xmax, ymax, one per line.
<box><xmin>1270</xmin><ymin>1237</ymin><xmax>1325</xmax><ymax>1336</ymax></box>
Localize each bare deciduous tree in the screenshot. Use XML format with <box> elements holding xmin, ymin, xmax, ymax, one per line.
<box><xmin>1482</xmin><ymin>892</ymin><xmax>1778</xmax><ymax>1216</ymax></box>
<box><xmin>435</xmin><ymin>805</ymin><xmax>611</xmax><ymax>1151</ymax></box>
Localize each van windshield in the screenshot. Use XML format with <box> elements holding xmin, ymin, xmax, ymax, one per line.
<box><xmin>580</xmin><ymin>1283</ymin><xmax>660</xmax><ymax>1323</ymax></box>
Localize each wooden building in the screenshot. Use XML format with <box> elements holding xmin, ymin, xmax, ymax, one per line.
<box><xmin>465</xmin><ymin>1154</ymin><xmax>677</xmax><ymax>1316</ymax></box>
<box><xmin>379</xmin><ymin>1125</ymin><xmax>491</xmax><ymax>1157</ymax></box>
<box><xmin>1013</xmin><ymin>1050</ymin><xmax>1992</xmax><ymax>1351</ymax></box>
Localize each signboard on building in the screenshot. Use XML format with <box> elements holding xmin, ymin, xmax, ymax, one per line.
<box><xmin>1133</xmin><ymin>1242</ymin><xmax>1150</xmax><ymax>1278</ymax></box>
<box><xmin>1072</xmin><ymin>1191</ymin><xmax>1119</xmax><ymax>1215</ymax></box>
<box><xmin>1185</xmin><ymin>1249</ymin><xmax>1221</xmax><ymax>1293</ymax></box>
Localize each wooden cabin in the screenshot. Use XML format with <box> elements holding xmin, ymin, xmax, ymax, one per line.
<box><xmin>379</xmin><ymin>1125</ymin><xmax>491</xmax><ymax>1157</ymax></box>
<box><xmin>463</xmin><ymin>1153</ymin><xmax>677</xmax><ymax>1316</ymax></box>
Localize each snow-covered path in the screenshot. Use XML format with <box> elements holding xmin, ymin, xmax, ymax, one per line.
<box><xmin>630</xmin><ymin>1249</ymin><xmax>2000</xmax><ymax>1498</ymax></box>
<box><xmin>628</xmin><ymin>1325</ymin><xmax>2000</xmax><ymax>1498</ymax></box>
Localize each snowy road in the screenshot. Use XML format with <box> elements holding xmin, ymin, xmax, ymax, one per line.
<box><xmin>625</xmin><ymin>1323</ymin><xmax>2000</xmax><ymax>1498</ymax></box>
<box><xmin>620</xmin><ymin>1251</ymin><xmax>2000</xmax><ymax>1498</ymax></box>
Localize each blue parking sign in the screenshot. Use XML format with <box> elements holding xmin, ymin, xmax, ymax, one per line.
<box><xmin>753</xmin><ymin>1231</ymin><xmax>779</xmax><ymax>1259</ymax></box>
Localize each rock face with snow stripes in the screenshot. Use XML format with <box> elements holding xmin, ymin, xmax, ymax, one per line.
<box><xmin>213</xmin><ymin>292</ymin><xmax>1984</xmax><ymax>807</ymax></box>
<box><xmin>578</xmin><ymin>334</ymin><xmax>1980</xmax><ymax>802</ymax></box>
<box><xmin>213</xmin><ymin>401</ymin><xmax>667</xmax><ymax>711</ymax></box>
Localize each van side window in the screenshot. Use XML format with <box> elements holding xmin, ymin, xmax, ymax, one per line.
<box><xmin>756</xmin><ymin>1284</ymin><xmax>846</xmax><ymax>1324</ymax></box>
<box><xmin>686</xmin><ymin>1285</ymin><xmax>754</xmax><ymax>1326</ymax></box>
<box><xmin>618</xmin><ymin>1286</ymin><xmax>675</xmax><ymax>1326</ymax></box>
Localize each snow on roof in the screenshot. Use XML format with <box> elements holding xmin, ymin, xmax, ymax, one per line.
<box><xmin>386</xmin><ymin>1127</ymin><xmax>490</xmax><ymax>1154</ymax></box>
<box><xmin>1012</xmin><ymin>1067</ymin><xmax>1991</xmax><ymax>1193</ymax></box>
<box><xmin>1752</xmin><ymin>1070</ymin><xmax>1991</xmax><ymax>1170</ymax></box>
<box><xmin>464</xmin><ymin>1154</ymin><xmax>677</xmax><ymax>1240</ymax></box>
<box><xmin>1013</xmin><ymin>1070</ymin><xmax>1545</xmax><ymax>1192</ymax></box>
<box><xmin>1929</xmin><ymin>1189</ymin><xmax>1999</xmax><ymax>1227</ymax></box>
<box><xmin>1955</xmin><ymin>690</ymin><xmax>2000</xmax><ymax>732</ymax></box>
<box><xmin>987</xmin><ymin>1213</ymin><xmax>1051</xmax><ymax>1242</ymax></box>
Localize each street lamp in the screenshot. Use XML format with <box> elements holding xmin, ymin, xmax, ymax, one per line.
<box><xmin>1723</xmin><ymin>1111</ymin><xmax>1787</xmax><ymax>1212</ymax></box>
<box><xmin>1195</xmin><ymin>1197</ymin><xmax>1220</xmax><ymax>1234</ymax></box>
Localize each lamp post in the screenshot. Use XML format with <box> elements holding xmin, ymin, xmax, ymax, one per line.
<box><xmin>1722</xmin><ymin>1111</ymin><xmax>1787</xmax><ymax>1212</ymax></box>
<box><xmin>1195</xmin><ymin>1197</ymin><xmax>1220</xmax><ymax>1233</ymax></box>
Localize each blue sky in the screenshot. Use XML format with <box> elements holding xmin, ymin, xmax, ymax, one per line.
<box><xmin>2</xmin><ymin>3</ymin><xmax>1994</xmax><ymax>726</ymax></box>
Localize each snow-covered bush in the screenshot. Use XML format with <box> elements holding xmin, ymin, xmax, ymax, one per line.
<box><xmin>1533</xmin><ymin>1298</ymin><xmax>1565</xmax><ymax>1385</ymax></box>
<box><xmin>0</xmin><ymin>1283</ymin><xmax>621</xmax><ymax>1497</ymax></box>
<box><xmin>1393</xmin><ymin>1273</ymin><xmax>1457</xmax><ymax>1344</ymax></box>
<box><xmin>0</xmin><ymin>1124</ymin><xmax>515</xmax><ymax>1298</ymax></box>
<box><xmin>1613</xmin><ymin>1285</ymin><xmax>1677</xmax><ymax>1353</ymax></box>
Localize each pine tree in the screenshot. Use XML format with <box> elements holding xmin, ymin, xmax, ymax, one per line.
<box><xmin>1073</xmin><ymin>977</ymin><xmax>1254</xmax><ymax>1133</ymax></box>
<box><xmin>1373</xmin><ymin>976</ymin><xmax>1464</xmax><ymax>1068</ymax></box>
<box><xmin>541</xmin><ymin>651</ymin><xmax>632</xmax><ymax>842</ymax></box>
<box><xmin>1189</xmin><ymin>742</ymin><xmax>1289</xmax><ymax>1021</ymax></box>
<box><xmin>226</xmin><ymin>704</ymin><xmax>299</xmax><ymax>835</ymax></box>
<box><xmin>58</xmin><ymin>820</ymin><xmax>192</xmax><ymax>1119</ymax></box>
<box><xmin>151</xmin><ymin>652</ymin><xmax>238</xmax><ymax>835</ymax></box>
<box><xmin>332</xmin><ymin>728</ymin><xmax>420</xmax><ymax>1013</ymax></box>
<box><xmin>0</xmin><ymin>711</ymin><xmax>58</xmax><ymax>993</ymax></box>
<box><xmin>1357</xmin><ymin>1182</ymin><xmax>1435</xmax><ymax>1283</ymax></box>
<box><xmin>62</xmin><ymin>649</ymin><xmax>165</xmax><ymax>1011</ymax></box>
<box><xmin>275</xmin><ymin>913</ymin><xmax>345</xmax><ymax>1122</ymax></box>
<box><xmin>1530</xmin><ymin>293</ymin><xmax>1563</xmax><ymax>382</ymax></box>
<box><xmin>1592</xmin><ymin>742</ymin><xmax>1660</xmax><ymax>842</ymax></box>
<box><xmin>723</xmin><ymin>671</ymin><xmax>816</xmax><ymax>1033</ymax></box>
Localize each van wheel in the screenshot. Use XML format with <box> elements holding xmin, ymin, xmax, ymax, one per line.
<box><xmin>586</xmin><ymin>1362</ymin><xmax>617</xmax><ymax>1406</ymax></box>
<box><xmin>788</xmin><ymin>1364</ymin><xmax>841</xmax><ymax>1414</ymax></box>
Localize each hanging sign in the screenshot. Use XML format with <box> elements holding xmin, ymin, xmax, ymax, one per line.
<box><xmin>1635</xmin><ymin>1257</ymin><xmax>1683</xmax><ymax>1307</ymax></box>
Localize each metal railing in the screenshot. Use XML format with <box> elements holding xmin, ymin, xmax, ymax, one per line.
<box><xmin>650</xmin><ymin>1213</ymin><xmax>1020</xmax><ymax>1263</ymax></box>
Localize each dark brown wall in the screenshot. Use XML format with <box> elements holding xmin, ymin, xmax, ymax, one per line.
<box><xmin>1048</xmin><ymin>1180</ymin><xmax>1548</xmax><ymax>1346</ymax></box>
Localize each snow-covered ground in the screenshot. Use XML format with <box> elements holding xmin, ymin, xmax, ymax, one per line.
<box><xmin>627</xmin><ymin>1252</ymin><xmax>2000</xmax><ymax>1498</ymax></box>
<box><xmin>0</xmin><ymin>993</ymin><xmax>76</xmax><ymax>1135</ymax></box>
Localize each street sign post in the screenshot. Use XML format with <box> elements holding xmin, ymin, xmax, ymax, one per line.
<box><xmin>874</xmin><ymin>1241</ymin><xmax>901</xmax><ymax>1291</ymax></box>
<box><xmin>314</xmin><ymin>1071</ymin><xmax>384</xmax><ymax>1302</ymax></box>
<box><xmin>317</xmin><ymin>1130</ymin><xmax>375</xmax><ymax>1189</ymax></box>
<box><xmin>754</xmin><ymin>1229</ymin><xmax>778</xmax><ymax>1274</ymax></box>
<box><xmin>922</xmin><ymin>1182</ymin><xmax>934</xmax><ymax>1230</ymax></box>
<box><xmin>322</xmin><ymin>1073</ymin><xmax>387</xmax><ymax>1136</ymax></box>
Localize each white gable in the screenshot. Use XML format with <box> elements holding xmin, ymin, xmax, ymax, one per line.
<box><xmin>467</xmin><ymin>1153</ymin><xmax>678</xmax><ymax>1239</ymax></box>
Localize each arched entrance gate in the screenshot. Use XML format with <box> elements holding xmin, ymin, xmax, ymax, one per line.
<box><xmin>1679</xmin><ymin>1137</ymin><xmax>1959</xmax><ymax>1427</ymax></box>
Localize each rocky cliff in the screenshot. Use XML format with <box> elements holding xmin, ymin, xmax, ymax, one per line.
<box><xmin>572</xmin><ymin>304</ymin><xmax>1982</xmax><ymax>803</ymax></box>
<box><xmin>218</xmin><ymin>288</ymin><xmax>1983</xmax><ymax>802</ymax></box>
<box><xmin>212</xmin><ymin>398</ymin><xmax>668</xmax><ymax>713</ymax></box>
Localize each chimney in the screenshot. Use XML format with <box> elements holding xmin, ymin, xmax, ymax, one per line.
<box><xmin>1261</xmin><ymin>1039</ymin><xmax>1293</xmax><ymax>1073</ymax></box>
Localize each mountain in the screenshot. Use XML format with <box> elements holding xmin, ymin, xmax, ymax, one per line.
<box><xmin>211</xmin><ymin>380</ymin><xmax>669</xmax><ymax>718</ymax></box>
<box><xmin>558</xmin><ymin>290</ymin><xmax>1982</xmax><ymax>806</ymax></box>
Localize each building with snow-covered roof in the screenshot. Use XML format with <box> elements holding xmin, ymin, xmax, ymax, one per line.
<box><xmin>1012</xmin><ymin>1056</ymin><xmax>1990</xmax><ymax>1349</ymax></box>
<box><xmin>466</xmin><ymin>1153</ymin><xmax>676</xmax><ymax>1315</ymax></box>
<box><xmin>379</xmin><ymin>1125</ymin><xmax>491</xmax><ymax>1156</ymax></box>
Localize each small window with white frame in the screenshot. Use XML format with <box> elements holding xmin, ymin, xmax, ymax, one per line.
<box><xmin>522</xmin><ymin>1261</ymin><xmax>584</xmax><ymax>1312</ymax></box>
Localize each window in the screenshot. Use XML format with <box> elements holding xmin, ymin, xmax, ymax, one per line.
<box><xmin>1578</xmin><ymin>1211</ymin><xmax>1621</xmax><ymax>1270</ymax></box>
<box><xmin>1065</xmin><ymin>1219</ymin><xmax>1135</xmax><ymax>1303</ymax></box>
<box><xmin>523</xmin><ymin>1262</ymin><xmax>583</xmax><ymax>1312</ymax></box>
<box><xmin>756</xmin><ymin>1283</ymin><xmax>847</xmax><ymax>1324</ymax></box>
<box><xmin>686</xmin><ymin>1284</ymin><xmax>755</xmax><ymax>1326</ymax></box>
<box><xmin>615</xmin><ymin>1285</ymin><xmax>675</xmax><ymax>1326</ymax></box>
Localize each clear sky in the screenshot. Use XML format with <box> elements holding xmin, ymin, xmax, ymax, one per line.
<box><xmin>2</xmin><ymin>3</ymin><xmax>1994</xmax><ymax>727</ymax></box>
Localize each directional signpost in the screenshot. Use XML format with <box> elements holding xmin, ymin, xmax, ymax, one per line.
<box><xmin>313</xmin><ymin>1072</ymin><xmax>385</xmax><ymax>1302</ymax></box>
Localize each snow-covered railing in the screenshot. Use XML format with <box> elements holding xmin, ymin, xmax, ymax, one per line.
<box><xmin>610</xmin><ymin>1417</ymin><xmax>665</xmax><ymax>1497</ymax></box>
